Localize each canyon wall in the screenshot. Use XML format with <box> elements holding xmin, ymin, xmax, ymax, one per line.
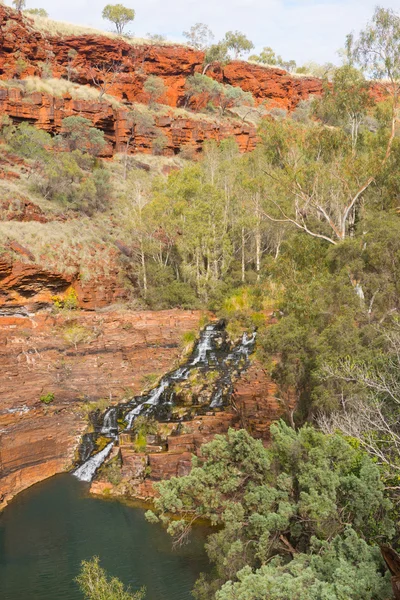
<box><xmin>0</xmin><ymin>86</ymin><xmax>257</xmax><ymax>156</ymax></box>
<box><xmin>0</xmin><ymin>309</ymin><xmax>202</xmax><ymax>508</ymax></box>
<box><xmin>0</xmin><ymin>5</ymin><xmax>324</xmax><ymax>156</ymax></box>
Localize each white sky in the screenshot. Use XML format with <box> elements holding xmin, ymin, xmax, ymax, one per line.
<box><xmin>8</xmin><ymin>0</ymin><xmax>400</xmax><ymax>64</ymax></box>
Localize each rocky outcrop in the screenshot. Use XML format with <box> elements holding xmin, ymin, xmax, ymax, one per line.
<box><xmin>0</xmin><ymin>309</ymin><xmax>202</xmax><ymax>508</ymax></box>
<box><xmin>0</xmin><ymin>5</ymin><xmax>323</xmax><ymax>110</ymax></box>
<box><xmin>0</xmin><ymin>5</ymin><xmax>324</xmax><ymax>158</ymax></box>
<box><xmin>0</xmin><ymin>86</ymin><xmax>257</xmax><ymax>156</ymax></box>
<box><xmin>0</xmin><ymin>254</ymin><xmax>127</xmax><ymax>312</ymax></box>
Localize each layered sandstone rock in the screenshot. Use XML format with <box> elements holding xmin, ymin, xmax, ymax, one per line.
<box><xmin>0</xmin><ymin>253</ymin><xmax>127</xmax><ymax>312</ymax></box>
<box><xmin>0</xmin><ymin>4</ymin><xmax>324</xmax><ymax>159</ymax></box>
<box><xmin>0</xmin><ymin>308</ymin><xmax>202</xmax><ymax>508</ymax></box>
<box><xmin>0</xmin><ymin>86</ymin><xmax>257</xmax><ymax>156</ymax></box>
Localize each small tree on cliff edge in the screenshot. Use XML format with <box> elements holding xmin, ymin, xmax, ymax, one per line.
<box><xmin>12</xmin><ymin>0</ymin><xmax>26</xmax><ymax>11</ymax></box>
<box><xmin>102</xmin><ymin>3</ymin><xmax>135</xmax><ymax>35</ymax></box>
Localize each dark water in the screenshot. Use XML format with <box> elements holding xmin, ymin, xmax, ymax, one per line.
<box><xmin>0</xmin><ymin>474</ymin><xmax>210</xmax><ymax>600</ymax></box>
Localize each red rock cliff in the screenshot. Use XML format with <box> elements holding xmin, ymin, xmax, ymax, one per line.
<box><xmin>0</xmin><ymin>4</ymin><xmax>324</xmax><ymax>158</ymax></box>
<box><xmin>0</xmin><ymin>309</ymin><xmax>202</xmax><ymax>508</ymax></box>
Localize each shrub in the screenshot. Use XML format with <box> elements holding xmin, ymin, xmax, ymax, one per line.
<box><xmin>40</xmin><ymin>392</ymin><xmax>54</xmax><ymax>404</ymax></box>
<box><xmin>4</xmin><ymin>122</ymin><xmax>51</xmax><ymax>159</ymax></box>
<box><xmin>143</xmin><ymin>76</ymin><xmax>166</xmax><ymax>108</ymax></box>
<box><xmin>151</xmin><ymin>132</ymin><xmax>168</xmax><ymax>155</ymax></box>
<box><xmin>76</xmin><ymin>557</ymin><xmax>145</xmax><ymax>600</ymax></box>
<box><xmin>57</xmin><ymin>117</ymin><xmax>106</xmax><ymax>156</ymax></box>
<box><xmin>133</xmin><ymin>415</ymin><xmax>158</xmax><ymax>437</ymax></box>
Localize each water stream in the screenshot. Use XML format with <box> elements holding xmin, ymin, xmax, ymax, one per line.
<box><xmin>73</xmin><ymin>322</ymin><xmax>256</xmax><ymax>482</ymax></box>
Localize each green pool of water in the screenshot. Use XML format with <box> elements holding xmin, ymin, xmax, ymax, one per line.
<box><xmin>0</xmin><ymin>474</ymin><xmax>209</xmax><ymax>600</ymax></box>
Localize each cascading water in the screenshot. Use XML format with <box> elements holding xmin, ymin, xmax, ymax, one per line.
<box><xmin>100</xmin><ymin>407</ymin><xmax>118</xmax><ymax>436</ymax></box>
<box><xmin>73</xmin><ymin>322</ymin><xmax>256</xmax><ymax>482</ymax></box>
<box><xmin>73</xmin><ymin>442</ymin><xmax>114</xmax><ymax>482</ymax></box>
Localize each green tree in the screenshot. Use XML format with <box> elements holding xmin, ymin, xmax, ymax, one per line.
<box><xmin>147</xmin><ymin>425</ymin><xmax>393</xmax><ymax>599</ymax></box>
<box><xmin>315</xmin><ymin>65</ymin><xmax>372</xmax><ymax>152</ymax></box>
<box><xmin>143</xmin><ymin>76</ymin><xmax>166</xmax><ymax>108</ymax></box>
<box><xmin>249</xmin><ymin>46</ymin><xmax>296</xmax><ymax>71</ymax></box>
<box><xmin>183</xmin><ymin>23</ymin><xmax>214</xmax><ymax>51</ymax></box>
<box><xmin>249</xmin><ymin>46</ymin><xmax>280</xmax><ymax>65</ymax></box>
<box><xmin>24</xmin><ymin>7</ymin><xmax>48</xmax><ymax>17</ymax></box>
<box><xmin>76</xmin><ymin>557</ymin><xmax>145</xmax><ymax>600</ymax></box>
<box><xmin>12</xmin><ymin>0</ymin><xmax>25</xmax><ymax>11</ymax></box>
<box><xmin>203</xmin><ymin>42</ymin><xmax>230</xmax><ymax>74</ymax></box>
<box><xmin>58</xmin><ymin>116</ymin><xmax>106</xmax><ymax>156</ymax></box>
<box><xmin>223</xmin><ymin>31</ymin><xmax>254</xmax><ymax>59</ymax></box>
<box><xmin>4</xmin><ymin>122</ymin><xmax>51</xmax><ymax>160</ymax></box>
<box><xmin>66</xmin><ymin>48</ymin><xmax>78</xmax><ymax>82</ymax></box>
<box><xmin>349</xmin><ymin>6</ymin><xmax>400</xmax><ymax>163</ymax></box>
<box><xmin>215</xmin><ymin>531</ymin><xmax>391</xmax><ymax>600</ymax></box>
<box><xmin>102</xmin><ymin>3</ymin><xmax>135</xmax><ymax>35</ymax></box>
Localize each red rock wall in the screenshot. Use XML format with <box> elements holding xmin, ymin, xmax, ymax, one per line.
<box><xmin>0</xmin><ymin>4</ymin><xmax>323</xmax><ymax>158</ymax></box>
<box><xmin>0</xmin><ymin>6</ymin><xmax>323</xmax><ymax>109</ymax></box>
<box><xmin>0</xmin><ymin>309</ymin><xmax>202</xmax><ymax>508</ymax></box>
<box><xmin>0</xmin><ymin>253</ymin><xmax>127</xmax><ymax>312</ymax></box>
<box><xmin>0</xmin><ymin>86</ymin><xmax>257</xmax><ymax>156</ymax></box>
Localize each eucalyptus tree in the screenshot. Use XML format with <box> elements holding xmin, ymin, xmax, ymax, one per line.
<box><xmin>102</xmin><ymin>3</ymin><xmax>135</xmax><ymax>35</ymax></box>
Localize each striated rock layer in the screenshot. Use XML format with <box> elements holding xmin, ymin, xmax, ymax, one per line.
<box><xmin>0</xmin><ymin>86</ymin><xmax>257</xmax><ymax>156</ymax></box>
<box><xmin>0</xmin><ymin>254</ymin><xmax>127</xmax><ymax>312</ymax></box>
<box><xmin>0</xmin><ymin>5</ymin><xmax>324</xmax><ymax>157</ymax></box>
<box><xmin>0</xmin><ymin>309</ymin><xmax>202</xmax><ymax>509</ymax></box>
<box><xmin>0</xmin><ymin>5</ymin><xmax>323</xmax><ymax>110</ymax></box>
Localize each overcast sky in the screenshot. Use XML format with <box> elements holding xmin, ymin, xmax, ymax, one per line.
<box><xmin>8</xmin><ymin>0</ymin><xmax>400</xmax><ymax>64</ymax></box>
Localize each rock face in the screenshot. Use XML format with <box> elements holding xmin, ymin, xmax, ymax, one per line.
<box><xmin>0</xmin><ymin>5</ymin><xmax>325</xmax><ymax>157</ymax></box>
<box><xmin>0</xmin><ymin>309</ymin><xmax>202</xmax><ymax>509</ymax></box>
<box><xmin>0</xmin><ymin>254</ymin><xmax>127</xmax><ymax>312</ymax></box>
<box><xmin>0</xmin><ymin>6</ymin><xmax>323</xmax><ymax>109</ymax></box>
<box><xmin>0</xmin><ymin>86</ymin><xmax>257</xmax><ymax>156</ymax></box>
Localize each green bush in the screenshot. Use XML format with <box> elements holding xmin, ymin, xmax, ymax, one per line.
<box><xmin>40</xmin><ymin>392</ymin><xmax>55</xmax><ymax>404</ymax></box>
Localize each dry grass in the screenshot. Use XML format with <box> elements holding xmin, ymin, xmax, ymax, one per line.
<box><xmin>27</xmin><ymin>13</ymin><xmax>183</xmax><ymax>48</ymax></box>
<box><xmin>2</xmin><ymin>77</ymin><xmax>122</xmax><ymax>108</ymax></box>
<box><xmin>0</xmin><ymin>218</ymin><xmax>116</xmax><ymax>281</ymax></box>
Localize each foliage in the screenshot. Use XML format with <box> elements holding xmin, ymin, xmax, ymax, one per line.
<box><xmin>148</xmin><ymin>425</ymin><xmax>393</xmax><ymax>599</ymax></box>
<box><xmin>25</xmin><ymin>8</ymin><xmax>48</xmax><ymax>17</ymax></box>
<box><xmin>133</xmin><ymin>415</ymin><xmax>158</xmax><ymax>438</ymax></box>
<box><xmin>203</xmin><ymin>42</ymin><xmax>230</xmax><ymax>71</ymax></box>
<box><xmin>12</xmin><ymin>0</ymin><xmax>25</xmax><ymax>10</ymax></box>
<box><xmin>76</xmin><ymin>557</ymin><xmax>145</xmax><ymax>600</ymax></box>
<box><xmin>52</xmin><ymin>288</ymin><xmax>79</xmax><ymax>311</ymax></box>
<box><xmin>249</xmin><ymin>46</ymin><xmax>296</xmax><ymax>72</ymax></box>
<box><xmin>4</xmin><ymin>121</ymin><xmax>51</xmax><ymax>160</ymax></box>
<box><xmin>146</xmin><ymin>33</ymin><xmax>166</xmax><ymax>44</ymax></box>
<box><xmin>57</xmin><ymin>116</ymin><xmax>106</xmax><ymax>156</ymax></box>
<box><xmin>183</xmin><ymin>23</ymin><xmax>214</xmax><ymax>51</ymax></box>
<box><xmin>185</xmin><ymin>74</ymin><xmax>254</xmax><ymax>115</ymax></box>
<box><xmin>223</xmin><ymin>31</ymin><xmax>254</xmax><ymax>58</ymax></box>
<box><xmin>102</xmin><ymin>4</ymin><xmax>135</xmax><ymax>35</ymax></box>
<box><xmin>40</xmin><ymin>392</ymin><xmax>54</xmax><ymax>404</ymax></box>
<box><xmin>215</xmin><ymin>531</ymin><xmax>391</xmax><ymax>600</ymax></box>
<box><xmin>143</xmin><ymin>76</ymin><xmax>166</xmax><ymax>108</ymax></box>
<box><xmin>62</xmin><ymin>323</ymin><xmax>96</xmax><ymax>349</ymax></box>
<box><xmin>314</xmin><ymin>65</ymin><xmax>372</xmax><ymax>150</ymax></box>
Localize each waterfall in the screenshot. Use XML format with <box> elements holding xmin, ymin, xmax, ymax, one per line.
<box><xmin>73</xmin><ymin>442</ymin><xmax>114</xmax><ymax>482</ymax></box>
<box><xmin>191</xmin><ymin>325</ymin><xmax>214</xmax><ymax>365</ymax></box>
<box><xmin>72</xmin><ymin>322</ymin><xmax>257</xmax><ymax>483</ymax></box>
<box><xmin>210</xmin><ymin>389</ymin><xmax>223</xmax><ymax>408</ymax></box>
<box><xmin>101</xmin><ymin>408</ymin><xmax>118</xmax><ymax>436</ymax></box>
<box><xmin>125</xmin><ymin>403</ymin><xmax>144</xmax><ymax>430</ymax></box>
